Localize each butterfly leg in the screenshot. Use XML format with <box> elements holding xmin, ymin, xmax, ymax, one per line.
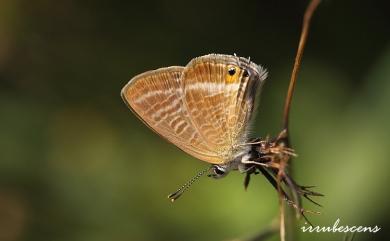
<box><xmin>243</xmin><ymin>165</ymin><xmax>259</xmax><ymax>190</ymax></box>
<box><xmin>244</xmin><ymin>173</ymin><xmax>251</xmax><ymax>191</ymax></box>
<box><xmin>241</xmin><ymin>159</ymin><xmax>270</xmax><ymax>168</ymax></box>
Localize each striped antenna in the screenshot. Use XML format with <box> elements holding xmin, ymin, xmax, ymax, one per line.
<box><xmin>168</xmin><ymin>166</ymin><xmax>211</xmax><ymax>202</ymax></box>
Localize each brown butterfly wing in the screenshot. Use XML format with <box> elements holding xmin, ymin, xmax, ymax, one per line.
<box><xmin>181</xmin><ymin>54</ymin><xmax>267</xmax><ymax>160</ymax></box>
<box><xmin>121</xmin><ymin>66</ymin><xmax>224</xmax><ymax>164</ymax></box>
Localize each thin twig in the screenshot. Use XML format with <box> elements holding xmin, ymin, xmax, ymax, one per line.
<box><xmin>277</xmin><ymin>166</ymin><xmax>286</xmax><ymax>241</ymax></box>
<box><xmin>280</xmin><ymin>1</ymin><xmax>321</xmax><ymax>241</ymax></box>
<box><xmin>229</xmin><ymin>1</ymin><xmax>322</xmax><ymax>241</ymax></box>
<box><xmin>282</xmin><ymin>0</ymin><xmax>322</xmax><ymax>133</ymax></box>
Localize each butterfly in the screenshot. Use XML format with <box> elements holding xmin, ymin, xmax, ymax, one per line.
<box><xmin>121</xmin><ymin>53</ymin><xmax>267</xmax><ymax>177</ymax></box>
<box><xmin>121</xmin><ymin>53</ymin><xmax>321</xmax><ymax>210</ymax></box>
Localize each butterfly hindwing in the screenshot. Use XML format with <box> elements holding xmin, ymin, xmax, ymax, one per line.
<box><xmin>121</xmin><ymin>66</ymin><xmax>223</xmax><ymax>164</ymax></box>
<box><xmin>181</xmin><ymin>54</ymin><xmax>267</xmax><ymax>160</ymax></box>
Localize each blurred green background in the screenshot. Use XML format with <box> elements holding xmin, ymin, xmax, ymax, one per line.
<box><xmin>0</xmin><ymin>0</ymin><xmax>389</xmax><ymax>241</ymax></box>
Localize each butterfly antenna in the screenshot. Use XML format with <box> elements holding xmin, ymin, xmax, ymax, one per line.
<box><xmin>168</xmin><ymin>166</ymin><xmax>211</xmax><ymax>202</ymax></box>
<box><xmin>282</xmin><ymin>0</ymin><xmax>321</xmax><ymax>134</ymax></box>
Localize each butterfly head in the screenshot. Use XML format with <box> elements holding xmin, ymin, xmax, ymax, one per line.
<box><xmin>208</xmin><ymin>145</ymin><xmax>259</xmax><ymax>179</ymax></box>
<box><xmin>208</xmin><ymin>165</ymin><xmax>230</xmax><ymax>179</ymax></box>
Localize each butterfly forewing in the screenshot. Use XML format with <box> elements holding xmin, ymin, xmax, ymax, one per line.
<box><xmin>235</xmin><ymin>59</ymin><xmax>267</xmax><ymax>139</ymax></box>
<box><xmin>121</xmin><ymin>66</ymin><xmax>223</xmax><ymax>164</ymax></box>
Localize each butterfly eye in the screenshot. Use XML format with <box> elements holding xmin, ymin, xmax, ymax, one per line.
<box><xmin>243</xmin><ymin>69</ymin><xmax>250</xmax><ymax>77</ymax></box>
<box><xmin>214</xmin><ymin>167</ymin><xmax>225</xmax><ymax>175</ymax></box>
<box><xmin>208</xmin><ymin>165</ymin><xmax>228</xmax><ymax>179</ymax></box>
<box><xmin>228</xmin><ymin>67</ymin><xmax>236</xmax><ymax>76</ymax></box>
